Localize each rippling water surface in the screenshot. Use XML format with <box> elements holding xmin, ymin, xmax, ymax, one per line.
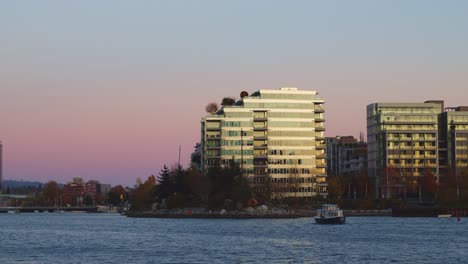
<box><xmin>0</xmin><ymin>213</ymin><xmax>467</xmax><ymax>263</ymax></box>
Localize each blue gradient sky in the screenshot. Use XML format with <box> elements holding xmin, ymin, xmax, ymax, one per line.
<box><xmin>1</xmin><ymin>1</ymin><xmax>467</xmax><ymax>186</ymax></box>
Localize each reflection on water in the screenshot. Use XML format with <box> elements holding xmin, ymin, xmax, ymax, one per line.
<box><xmin>0</xmin><ymin>214</ymin><xmax>467</xmax><ymax>263</ymax></box>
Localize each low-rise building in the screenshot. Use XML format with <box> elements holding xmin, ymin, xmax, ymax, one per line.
<box><xmin>62</xmin><ymin>181</ymin><xmax>98</xmax><ymax>206</ymax></box>
<box><xmin>326</xmin><ymin>136</ymin><xmax>367</xmax><ymax>177</ymax></box>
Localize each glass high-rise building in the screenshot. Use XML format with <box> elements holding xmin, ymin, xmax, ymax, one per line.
<box><xmin>201</xmin><ymin>87</ymin><xmax>327</xmax><ymax>199</ymax></box>
<box><xmin>367</xmin><ymin>102</ymin><xmax>443</xmax><ymax>198</ymax></box>
<box><xmin>440</xmin><ymin>107</ymin><xmax>468</xmax><ymax>184</ymax></box>
<box><xmin>367</xmin><ymin>101</ymin><xmax>468</xmax><ymax>199</ymax></box>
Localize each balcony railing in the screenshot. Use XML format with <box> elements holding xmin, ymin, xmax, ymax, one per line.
<box><xmin>314</xmin><ymin>106</ymin><xmax>324</xmax><ymax>113</ymax></box>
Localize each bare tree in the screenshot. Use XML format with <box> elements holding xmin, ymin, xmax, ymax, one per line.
<box><xmin>205</xmin><ymin>102</ymin><xmax>219</xmax><ymax>114</ymax></box>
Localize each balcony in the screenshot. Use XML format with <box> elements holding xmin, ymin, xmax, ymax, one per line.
<box><xmin>253</xmin><ymin>145</ymin><xmax>268</xmax><ymax>150</ymax></box>
<box><xmin>316</xmin><ymin>163</ymin><xmax>326</xmax><ymax>168</ymax></box>
<box><xmin>254</xmin><ymin>162</ymin><xmax>268</xmax><ymax>168</ymax></box>
<box><xmin>315</xmin><ymin>126</ymin><xmax>325</xmax><ymax>131</ymax></box>
<box><xmin>314</xmin><ymin>118</ymin><xmax>325</xmax><ymax>122</ymax></box>
<box><xmin>316</xmin><ymin>144</ymin><xmax>326</xmax><ymax>150</ymax></box>
<box><xmin>316</xmin><ymin>154</ymin><xmax>326</xmax><ymax>159</ymax></box>
<box><xmin>206</xmin><ymin>146</ymin><xmax>221</xmax><ymax>150</ymax></box>
<box><xmin>253</xmin><ymin>117</ymin><xmax>268</xmax><ymax>122</ymax></box>
<box><xmin>206</xmin><ymin>127</ymin><xmax>221</xmax><ymax>131</ymax></box>
<box><xmin>253</xmin><ymin>127</ymin><xmax>268</xmax><ymax>131</ymax></box>
<box><xmin>314</xmin><ymin>106</ymin><xmax>325</xmax><ymax>113</ymax></box>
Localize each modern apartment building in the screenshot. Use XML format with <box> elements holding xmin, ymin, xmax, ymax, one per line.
<box><xmin>201</xmin><ymin>87</ymin><xmax>327</xmax><ymax>199</ymax></box>
<box><xmin>326</xmin><ymin>136</ymin><xmax>367</xmax><ymax>177</ymax></box>
<box><xmin>440</xmin><ymin>107</ymin><xmax>468</xmax><ymax>180</ymax></box>
<box><xmin>367</xmin><ymin>101</ymin><xmax>443</xmax><ymax>198</ymax></box>
<box><xmin>367</xmin><ymin>101</ymin><xmax>468</xmax><ymax>199</ymax></box>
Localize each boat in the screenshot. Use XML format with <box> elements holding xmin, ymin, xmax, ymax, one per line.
<box><xmin>315</xmin><ymin>204</ymin><xmax>346</xmax><ymax>224</ymax></box>
<box><xmin>437</xmin><ymin>214</ymin><xmax>451</xmax><ymax>218</ymax></box>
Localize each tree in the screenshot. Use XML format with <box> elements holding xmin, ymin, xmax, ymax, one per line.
<box><xmin>327</xmin><ymin>176</ymin><xmax>344</xmax><ymax>204</ymax></box>
<box><xmin>254</xmin><ymin>175</ymin><xmax>273</xmax><ymax>203</ymax></box>
<box><xmin>207</xmin><ymin>160</ymin><xmax>252</xmax><ymax>208</ymax></box>
<box><xmin>172</xmin><ymin>165</ymin><xmax>189</xmax><ymax>195</ymax></box>
<box><xmin>421</xmin><ymin>168</ymin><xmax>437</xmax><ymax>198</ymax></box>
<box><xmin>155</xmin><ymin>165</ymin><xmax>173</xmax><ymax>200</ymax></box>
<box><xmin>131</xmin><ymin>175</ymin><xmax>157</xmax><ymax>211</ymax></box>
<box><xmin>41</xmin><ymin>181</ymin><xmax>62</xmax><ymax>206</ymax></box>
<box><xmin>72</xmin><ymin>177</ymin><xmax>84</xmax><ymax>185</ymax></box>
<box><xmin>83</xmin><ymin>195</ymin><xmax>94</xmax><ymax>206</ymax></box>
<box><xmin>187</xmin><ymin>166</ymin><xmax>211</xmax><ymax>203</ymax></box>
<box><xmin>438</xmin><ymin>167</ymin><xmax>458</xmax><ymax>204</ymax></box>
<box><xmin>108</xmin><ymin>185</ymin><xmax>127</xmax><ymax>206</ymax></box>
<box><xmin>190</xmin><ymin>143</ymin><xmax>202</xmax><ymax>169</ymax></box>
<box><xmin>460</xmin><ymin>167</ymin><xmax>468</xmax><ymax>201</ymax></box>
<box><xmin>205</xmin><ymin>102</ymin><xmax>219</xmax><ymax>114</ymax></box>
<box><xmin>221</xmin><ymin>97</ymin><xmax>236</xmax><ymax>106</ymax></box>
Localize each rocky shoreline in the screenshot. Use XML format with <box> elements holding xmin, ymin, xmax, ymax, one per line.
<box><xmin>126</xmin><ymin>207</ymin><xmax>392</xmax><ymax>219</ymax></box>
<box><xmin>127</xmin><ymin>206</ymin><xmax>314</xmax><ymax>219</ymax></box>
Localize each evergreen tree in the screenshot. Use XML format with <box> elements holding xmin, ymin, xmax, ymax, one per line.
<box><xmin>155</xmin><ymin>165</ymin><xmax>173</xmax><ymax>199</ymax></box>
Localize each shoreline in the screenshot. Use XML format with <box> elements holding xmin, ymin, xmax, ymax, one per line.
<box><xmin>126</xmin><ymin>209</ymin><xmax>392</xmax><ymax>219</ymax></box>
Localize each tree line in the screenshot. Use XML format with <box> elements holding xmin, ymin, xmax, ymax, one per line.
<box><xmin>130</xmin><ymin>162</ymin><xmax>252</xmax><ymax>211</ymax></box>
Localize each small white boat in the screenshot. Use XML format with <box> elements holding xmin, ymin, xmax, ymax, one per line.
<box><xmin>7</xmin><ymin>210</ymin><xmax>19</xmax><ymax>214</ymax></box>
<box><xmin>315</xmin><ymin>204</ymin><xmax>346</xmax><ymax>224</ymax></box>
<box><xmin>437</xmin><ymin>214</ymin><xmax>451</xmax><ymax>218</ymax></box>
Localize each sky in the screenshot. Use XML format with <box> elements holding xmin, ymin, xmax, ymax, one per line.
<box><xmin>1</xmin><ymin>1</ymin><xmax>467</xmax><ymax>186</ymax></box>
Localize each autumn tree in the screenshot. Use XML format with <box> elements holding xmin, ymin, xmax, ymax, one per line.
<box><xmin>131</xmin><ymin>175</ymin><xmax>157</xmax><ymax>211</ymax></box>
<box><xmin>327</xmin><ymin>176</ymin><xmax>344</xmax><ymax>204</ymax></box>
<box><xmin>420</xmin><ymin>168</ymin><xmax>437</xmax><ymax>200</ymax></box>
<box><xmin>460</xmin><ymin>167</ymin><xmax>468</xmax><ymax>201</ymax></box>
<box><xmin>187</xmin><ymin>166</ymin><xmax>211</xmax><ymax>204</ymax></box>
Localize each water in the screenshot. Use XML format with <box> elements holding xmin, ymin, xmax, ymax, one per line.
<box><xmin>0</xmin><ymin>213</ymin><xmax>467</xmax><ymax>263</ymax></box>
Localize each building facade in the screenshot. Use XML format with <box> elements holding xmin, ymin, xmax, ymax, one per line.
<box><xmin>201</xmin><ymin>87</ymin><xmax>327</xmax><ymax>199</ymax></box>
<box><xmin>440</xmin><ymin>107</ymin><xmax>468</xmax><ymax>183</ymax></box>
<box><xmin>62</xmin><ymin>181</ymin><xmax>98</xmax><ymax>206</ymax></box>
<box><xmin>367</xmin><ymin>101</ymin><xmax>468</xmax><ymax>198</ymax></box>
<box><xmin>326</xmin><ymin>136</ymin><xmax>367</xmax><ymax>177</ymax></box>
<box><xmin>367</xmin><ymin>101</ymin><xmax>443</xmax><ymax>198</ymax></box>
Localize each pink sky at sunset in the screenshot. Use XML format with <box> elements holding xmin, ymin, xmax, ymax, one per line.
<box><xmin>1</xmin><ymin>1</ymin><xmax>467</xmax><ymax>186</ymax></box>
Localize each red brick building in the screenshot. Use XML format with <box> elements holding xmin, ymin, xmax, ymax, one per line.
<box><xmin>62</xmin><ymin>182</ymin><xmax>98</xmax><ymax>206</ymax></box>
